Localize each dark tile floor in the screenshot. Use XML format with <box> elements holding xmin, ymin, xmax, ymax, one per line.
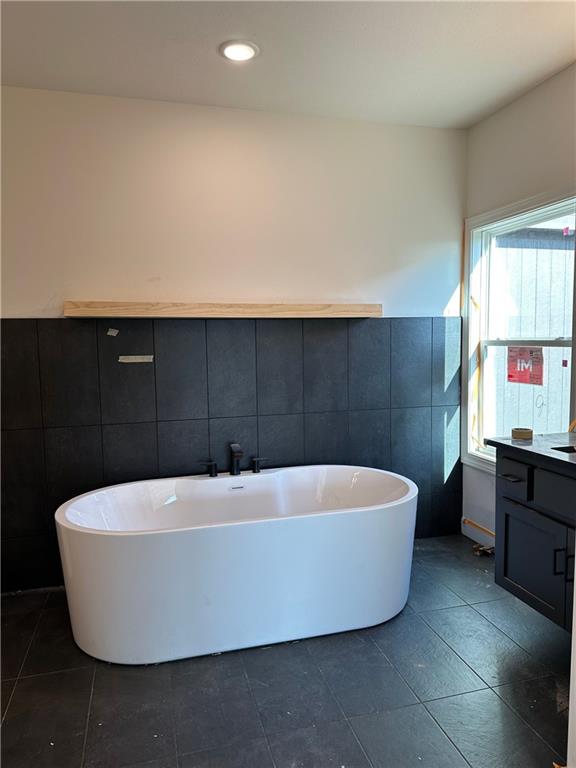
<box><xmin>1</xmin><ymin>535</ymin><xmax>571</xmax><ymax>768</ymax></box>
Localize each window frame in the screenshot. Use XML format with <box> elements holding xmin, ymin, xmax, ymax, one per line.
<box><xmin>461</xmin><ymin>189</ymin><xmax>576</xmax><ymax>473</ymax></box>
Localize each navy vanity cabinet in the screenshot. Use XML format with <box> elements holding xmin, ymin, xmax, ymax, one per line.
<box><xmin>495</xmin><ymin>496</ymin><xmax>572</xmax><ymax>626</ymax></box>
<box><xmin>487</xmin><ymin>433</ymin><xmax>576</xmax><ymax>633</ymax></box>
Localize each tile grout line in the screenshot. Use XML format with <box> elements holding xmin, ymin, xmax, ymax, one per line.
<box><xmin>1</xmin><ymin>591</ymin><xmax>50</xmax><ymax>725</ymax></box>
<box><xmin>418</xmin><ymin>700</ymin><xmax>475</xmax><ymax>768</ymax></box>
<box><xmin>299</xmin><ymin>639</ymin><xmax>378</xmax><ymax>768</ymax></box>
<box><xmin>239</xmin><ymin>651</ymin><xmax>280</xmax><ymax>768</ymax></box>
<box><xmin>204</xmin><ymin>320</ymin><xmax>212</xmax><ymax>468</ymax></box>
<box><xmin>301</xmin><ymin>320</ymin><xmax>307</xmax><ymax>462</ymax></box>
<box><xmin>14</xmin><ymin>662</ymin><xmax>96</xmax><ymax>681</ymax></box>
<box><xmin>308</xmin><ymin>628</ymin><xmax>474</xmax><ymax>768</ymax></box>
<box><xmin>420</xmin><ymin>599</ymin><xmax>556</xmax><ymax>682</ymax></box>
<box><xmin>362</xmin><ymin>619</ymin><xmax>485</xmax><ymax>767</ymax></box>
<box><xmin>491</xmin><ymin>680</ymin><xmax>568</xmax><ymax>761</ymax></box>
<box><xmin>34</xmin><ymin>320</ymin><xmax>53</xmax><ymax>535</ymax></box>
<box><xmin>416</xmin><ymin>602</ymin><xmax>512</xmax><ymax>690</ymax></box>
<box><xmin>254</xmin><ymin>320</ymin><xmax>260</xmax><ymax>460</ymax></box>
<box><xmin>95</xmin><ymin>321</ymin><xmax>105</xmax><ymax>488</ymax></box>
<box><xmin>467</xmin><ymin>599</ymin><xmax>561</xmax><ymax>668</ymax></box>
<box><xmin>169</xmin><ymin>666</ymin><xmax>180</xmax><ymax>768</ymax></box>
<box><xmin>401</xmin><ymin>563</ymin><xmax>505</xmax><ymax>692</ymax></box>
<box><xmin>413</xmin><ymin>558</ymin><xmax>497</xmax><ymax>605</ymax></box>
<box><xmin>79</xmin><ymin>664</ymin><xmax>97</xmax><ymax>768</ymax></box>
<box><xmin>0</xmin><ymin>403</ymin><xmax>447</xmax><ymax>434</ymax></box>
<box><xmin>356</xmin><ymin>595</ymin><xmax>471</xmax><ymax>767</ymax></box>
<box><xmin>412</xmin><ymin>580</ymin><xmax>565</xmax><ymax>698</ymax></box>
<box><xmin>152</xmin><ymin>320</ymin><xmax>160</xmax><ymax>478</ymax></box>
<box><xmin>465</xmin><ymin>601</ymin><xmax>569</xmax><ymax>757</ymax></box>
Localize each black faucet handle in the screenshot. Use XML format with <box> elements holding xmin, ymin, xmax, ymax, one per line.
<box><xmin>200</xmin><ymin>459</ymin><xmax>218</xmax><ymax>478</ymax></box>
<box><xmin>252</xmin><ymin>457</ymin><xmax>271</xmax><ymax>473</ymax></box>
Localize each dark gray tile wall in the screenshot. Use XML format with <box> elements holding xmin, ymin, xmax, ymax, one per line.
<box><xmin>1</xmin><ymin>316</ymin><xmax>461</xmax><ymax>589</ymax></box>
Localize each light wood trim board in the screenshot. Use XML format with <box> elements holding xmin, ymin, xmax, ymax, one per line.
<box><xmin>63</xmin><ymin>301</ymin><xmax>383</xmax><ymax>318</ymax></box>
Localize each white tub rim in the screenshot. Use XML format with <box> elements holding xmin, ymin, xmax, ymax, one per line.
<box><xmin>55</xmin><ymin>464</ymin><xmax>419</xmax><ymax>537</ymax></box>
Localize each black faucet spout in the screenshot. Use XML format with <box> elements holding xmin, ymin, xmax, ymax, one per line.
<box><xmin>229</xmin><ymin>443</ymin><xmax>243</xmax><ymax>476</ymax></box>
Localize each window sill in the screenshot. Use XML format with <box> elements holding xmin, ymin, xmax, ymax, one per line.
<box><xmin>461</xmin><ymin>451</ymin><xmax>496</xmax><ymax>474</ymax></box>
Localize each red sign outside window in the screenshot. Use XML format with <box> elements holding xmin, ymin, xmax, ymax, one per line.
<box><xmin>507</xmin><ymin>346</ymin><xmax>544</xmax><ymax>385</ymax></box>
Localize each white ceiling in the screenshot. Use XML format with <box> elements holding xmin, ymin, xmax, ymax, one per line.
<box><xmin>2</xmin><ymin>1</ymin><xmax>575</xmax><ymax>128</ymax></box>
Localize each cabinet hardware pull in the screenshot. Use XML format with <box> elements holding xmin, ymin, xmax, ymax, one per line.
<box><xmin>566</xmin><ymin>554</ymin><xmax>575</xmax><ymax>584</ymax></box>
<box><xmin>497</xmin><ymin>473</ymin><xmax>522</xmax><ymax>483</ymax></box>
<box><xmin>553</xmin><ymin>548</ymin><xmax>567</xmax><ymax>576</ymax></box>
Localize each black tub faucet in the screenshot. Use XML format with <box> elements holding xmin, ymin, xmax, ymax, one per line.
<box><xmin>252</xmin><ymin>457</ymin><xmax>270</xmax><ymax>473</ymax></box>
<box><xmin>201</xmin><ymin>459</ymin><xmax>218</xmax><ymax>478</ymax></box>
<box><xmin>230</xmin><ymin>443</ymin><xmax>243</xmax><ymax>476</ymax></box>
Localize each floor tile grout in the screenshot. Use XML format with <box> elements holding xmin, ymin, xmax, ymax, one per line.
<box><xmin>491</xmin><ymin>681</ymin><xmax>568</xmax><ymax>761</ymax></box>
<box><xmin>467</xmin><ymin>599</ymin><xmax>568</xmax><ymax>675</ymax></box>
<box><xmin>419</xmin><ymin>701</ymin><xmax>476</xmax><ymax>768</ymax></box>
<box><xmin>363</xmin><ymin>619</ymin><xmax>476</xmax><ymax>767</ymax></box>
<box><xmin>410</xmin><ymin>547</ymin><xmax>569</xmax><ymax>763</ymax></box>
<box><xmin>304</xmin><ymin>639</ymin><xmax>378</xmax><ymax>768</ymax></box>
<box><xmin>1</xmin><ymin>590</ymin><xmax>49</xmax><ymax>726</ymax></box>
<box><xmin>16</xmin><ymin>662</ymin><xmax>95</xmax><ymax>681</ymax></box>
<box><xmin>79</xmin><ymin>664</ymin><xmax>96</xmax><ymax>768</ymax></box>
<box><xmin>406</xmin><ymin>607</ymin><xmax>496</xmax><ymax>690</ymax></box>
<box><xmin>239</xmin><ymin>650</ymin><xmax>280</xmax><ymax>768</ymax></box>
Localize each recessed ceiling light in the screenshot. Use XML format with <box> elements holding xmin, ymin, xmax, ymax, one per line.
<box><xmin>219</xmin><ymin>40</ymin><xmax>260</xmax><ymax>62</ymax></box>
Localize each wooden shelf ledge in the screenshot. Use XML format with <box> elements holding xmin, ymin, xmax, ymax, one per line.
<box><xmin>63</xmin><ymin>301</ymin><xmax>383</xmax><ymax>318</ymax></box>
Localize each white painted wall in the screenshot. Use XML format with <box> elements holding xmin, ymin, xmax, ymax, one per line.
<box><xmin>467</xmin><ymin>63</ymin><xmax>576</xmax><ymax>218</ymax></box>
<box><xmin>1</xmin><ymin>87</ymin><xmax>465</xmax><ymax>318</ymax></box>
<box><xmin>465</xmin><ymin>66</ymin><xmax>576</xmax><ymax>764</ymax></box>
<box><xmin>463</xmin><ymin>62</ymin><xmax>576</xmax><ymax>547</ymax></box>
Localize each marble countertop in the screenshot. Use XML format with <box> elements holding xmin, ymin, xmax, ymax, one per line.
<box><xmin>485</xmin><ymin>431</ymin><xmax>576</xmax><ymax>465</ymax></box>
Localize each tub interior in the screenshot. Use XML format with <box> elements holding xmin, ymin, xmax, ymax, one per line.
<box><xmin>61</xmin><ymin>465</ymin><xmax>412</xmax><ymax>532</ymax></box>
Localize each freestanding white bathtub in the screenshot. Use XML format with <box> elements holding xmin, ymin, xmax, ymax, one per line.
<box><xmin>55</xmin><ymin>465</ymin><xmax>418</xmax><ymax>664</ymax></box>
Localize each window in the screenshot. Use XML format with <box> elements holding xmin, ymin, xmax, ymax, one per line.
<box><xmin>463</xmin><ymin>196</ymin><xmax>576</xmax><ymax>468</ymax></box>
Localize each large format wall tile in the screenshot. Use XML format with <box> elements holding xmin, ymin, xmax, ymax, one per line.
<box><xmin>207</xmin><ymin>320</ymin><xmax>257</xmax><ymax>417</ymax></box>
<box><xmin>1</xmin><ymin>320</ymin><xmax>42</xmax><ymax>429</ymax></box>
<box><xmin>98</xmin><ymin>319</ymin><xmax>156</xmax><ymax>424</ymax></box>
<box><xmin>432</xmin><ymin>317</ymin><xmax>461</xmax><ymax>406</ymax></box>
<box><xmin>431</xmin><ymin>405</ymin><xmax>462</xmax><ymax>496</ymax></box>
<box><xmin>390</xmin><ymin>318</ymin><xmax>432</xmax><ymax>407</ymax></box>
<box><xmin>257</xmin><ymin>320</ymin><xmax>303</xmax><ymax>415</ymax></box>
<box><xmin>103</xmin><ymin>422</ymin><xmax>158</xmax><ymax>483</ymax></box>
<box><xmin>209</xmin><ymin>416</ymin><xmax>258</xmax><ymax>473</ymax></box>
<box><xmin>435</xmin><ymin>492</ymin><xmax>465</xmax><ymax>534</ymax></box>
<box><xmin>415</xmin><ymin>494</ymin><xmax>432</xmax><ymax>538</ymax></box>
<box><xmin>155</xmin><ymin>320</ymin><xmax>208</xmax><ymax>421</ymax></box>
<box><xmin>2</xmin><ymin>534</ymin><xmax>62</xmax><ymax>591</ymax></box>
<box><xmin>303</xmin><ymin>320</ymin><xmax>348</xmax><ymax>412</ymax></box>
<box><xmin>1</xmin><ymin>429</ymin><xmax>47</xmax><ymax>537</ymax></box>
<box><xmin>305</xmin><ymin>412</ymin><xmax>349</xmax><ymax>464</ymax></box>
<box><xmin>348</xmin><ymin>319</ymin><xmax>390</xmax><ymax>410</ymax></box>
<box><xmin>349</xmin><ymin>410</ymin><xmax>391</xmax><ymax>469</ymax></box>
<box><xmin>158</xmin><ymin>419</ymin><xmax>209</xmax><ymax>476</ymax></box>
<box><xmin>258</xmin><ymin>413</ymin><xmax>305</xmax><ymax>468</ymax></box>
<box><xmin>38</xmin><ymin>320</ymin><xmax>100</xmax><ymax>427</ymax></box>
<box><xmin>390</xmin><ymin>407</ymin><xmax>432</xmax><ymax>495</ymax></box>
<box><xmin>2</xmin><ymin>316</ymin><xmax>462</xmax><ymax>589</ymax></box>
<box><xmin>44</xmin><ymin>426</ymin><xmax>103</xmax><ymax>511</ymax></box>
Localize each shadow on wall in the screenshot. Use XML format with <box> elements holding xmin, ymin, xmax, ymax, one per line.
<box><xmin>1</xmin><ymin>316</ymin><xmax>462</xmax><ymax>589</ymax></box>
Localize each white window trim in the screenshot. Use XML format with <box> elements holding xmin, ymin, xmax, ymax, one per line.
<box><xmin>461</xmin><ymin>187</ymin><xmax>576</xmax><ymax>474</ymax></box>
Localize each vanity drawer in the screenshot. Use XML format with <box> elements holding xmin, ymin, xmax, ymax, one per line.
<box><xmin>496</xmin><ymin>457</ymin><xmax>533</xmax><ymax>502</ymax></box>
<box><xmin>533</xmin><ymin>469</ymin><xmax>576</xmax><ymax>524</ymax></box>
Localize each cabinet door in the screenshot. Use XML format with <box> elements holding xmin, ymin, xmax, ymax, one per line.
<box><xmin>566</xmin><ymin>527</ymin><xmax>575</xmax><ymax>631</ymax></box>
<box><xmin>496</xmin><ymin>497</ymin><xmax>568</xmax><ymax>626</ymax></box>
